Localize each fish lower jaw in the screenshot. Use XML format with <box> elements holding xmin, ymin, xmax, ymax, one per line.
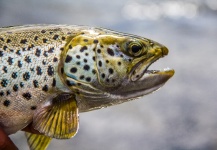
<box><xmin>145</xmin><ymin>68</ymin><xmax>175</xmax><ymax>75</ymax></box>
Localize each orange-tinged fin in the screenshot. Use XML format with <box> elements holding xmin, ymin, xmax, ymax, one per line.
<box><xmin>25</xmin><ymin>132</ymin><xmax>51</xmax><ymax>150</ymax></box>
<box><xmin>33</xmin><ymin>94</ymin><xmax>79</xmax><ymax>139</ymax></box>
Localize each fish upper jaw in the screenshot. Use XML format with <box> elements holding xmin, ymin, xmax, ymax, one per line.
<box><xmin>130</xmin><ymin>46</ymin><xmax>172</xmax><ymax>81</ymax></box>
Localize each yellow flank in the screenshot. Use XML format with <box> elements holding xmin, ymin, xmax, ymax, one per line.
<box><xmin>0</xmin><ymin>24</ymin><xmax>174</xmax><ymax>150</ymax></box>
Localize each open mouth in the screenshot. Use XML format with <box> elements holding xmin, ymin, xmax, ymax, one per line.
<box><xmin>130</xmin><ymin>55</ymin><xmax>174</xmax><ymax>81</ymax></box>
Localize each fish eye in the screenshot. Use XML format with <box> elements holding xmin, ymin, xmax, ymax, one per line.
<box><xmin>128</xmin><ymin>41</ymin><xmax>144</xmax><ymax>56</ymax></box>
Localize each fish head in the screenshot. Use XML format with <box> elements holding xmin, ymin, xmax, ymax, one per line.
<box><xmin>63</xmin><ymin>29</ymin><xmax>174</xmax><ymax>111</ymax></box>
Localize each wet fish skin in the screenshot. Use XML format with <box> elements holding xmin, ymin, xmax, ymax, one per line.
<box><xmin>0</xmin><ymin>25</ymin><xmax>174</xmax><ymax>150</ymax></box>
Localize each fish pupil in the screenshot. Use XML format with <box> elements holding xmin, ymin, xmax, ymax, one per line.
<box><xmin>131</xmin><ymin>45</ymin><xmax>142</xmax><ymax>54</ymax></box>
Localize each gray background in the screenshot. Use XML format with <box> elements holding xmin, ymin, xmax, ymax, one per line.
<box><xmin>1</xmin><ymin>0</ymin><xmax>217</xmax><ymax>150</ymax></box>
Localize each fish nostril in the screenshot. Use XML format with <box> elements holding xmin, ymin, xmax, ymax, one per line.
<box><xmin>161</xmin><ymin>46</ymin><xmax>169</xmax><ymax>56</ymax></box>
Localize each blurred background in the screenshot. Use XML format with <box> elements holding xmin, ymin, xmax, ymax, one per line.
<box><xmin>1</xmin><ymin>0</ymin><xmax>217</xmax><ymax>149</ymax></box>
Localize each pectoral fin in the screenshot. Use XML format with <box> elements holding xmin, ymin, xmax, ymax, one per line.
<box><xmin>25</xmin><ymin>132</ymin><xmax>51</xmax><ymax>150</ymax></box>
<box><xmin>32</xmin><ymin>93</ymin><xmax>79</xmax><ymax>139</ymax></box>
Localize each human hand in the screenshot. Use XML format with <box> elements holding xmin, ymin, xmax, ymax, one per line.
<box><xmin>0</xmin><ymin>124</ymin><xmax>41</xmax><ymax>150</ymax></box>
<box><xmin>0</xmin><ymin>127</ymin><xmax>18</xmax><ymax>150</ymax></box>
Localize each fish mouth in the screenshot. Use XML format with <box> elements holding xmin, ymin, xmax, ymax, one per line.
<box><xmin>130</xmin><ymin>47</ymin><xmax>174</xmax><ymax>82</ymax></box>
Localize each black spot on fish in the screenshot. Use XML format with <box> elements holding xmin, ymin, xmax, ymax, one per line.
<box><xmin>42</xmin><ymin>38</ymin><xmax>48</xmax><ymax>43</ymax></box>
<box><xmin>62</xmin><ymin>37</ymin><xmax>66</xmax><ymax>40</ymax></box>
<box><xmin>6</xmin><ymin>90</ymin><xmax>11</xmax><ymax>95</ymax></box>
<box><xmin>31</xmin><ymin>106</ymin><xmax>37</xmax><ymax>110</ymax></box>
<box><xmin>107</xmin><ymin>48</ymin><xmax>114</xmax><ymax>56</ymax></box>
<box><xmin>76</xmin><ymin>55</ymin><xmax>80</xmax><ymax>59</ymax></box>
<box><xmin>83</xmin><ymin>39</ymin><xmax>88</xmax><ymax>42</ymax></box>
<box><xmin>48</xmin><ymin>47</ymin><xmax>54</xmax><ymax>53</ymax></box>
<box><xmin>80</xmin><ymin>75</ymin><xmax>84</xmax><ymax>80</ymax></box>
<box><xmin>93</xmin><ymin>39</ymin><xmax>98</xmax><ymax>43</ymax></box>
<box><xmin>35</xmin><ymin>48</ymin><xmax>41</xmax><ymax>57</ymax></box>
<box><xmin>7</xmin><ymin>57</ymin><xmax>13</xmax><ymax>65</ymax></box>
<box><xmin>98</xmin><ymin>61</ymin><xmax>102</xmax><ymax>67</ymax></box>
<box><xmin>41</xmin><ymin>30</ymin><xmax>46</xmax><ymax>33</ymax></box>
<box><xmin>24</xmin><ymin>56</ymin><xmax>31</xmax><ymax>63</ymax></box>
<box><xmin>53</xmin><ymin>35</ymin><xmax>59</xmax><ymax>40</ymax></box>
<box><xmin>11</xmin><ymin>72</ymin><xmax>18</xmax><ymax>79</ymax></box>
<box><xmin>86</xmin><ymin>77</ymin><xmax>91</xmax><ymax>82</ymax></box>
<box><xmin>3</xmin><ymin>100</ymin><xmax>10</xmax><ymax>107</ymax></box>
<box><xmin>80</xmin><ymin>46</ymin><xmax>87</xmax><ymax>52</ymax></box>
<box><xmin>68</xmin><ymin>45</ymin><xmax>72</xmax><ymax>49</ymax></box>
<box><xmin>53</xmin><ymin>57</ymin><xmax>58</xmax><ymax>62</ymax></box>
<box><xmin>60</xmin><ymin>47</ymin><xmax>64</xmax><ymax>51</ymax></box>
<box><xmin>106</xmin><ymin>78</ymin><xmax>110</xmax><ymax>82</ymax></box>
<box><xmin>29</xmin><ymin>44</ymin><xmax>34</xmax><ymax>49</ymax></box>
<box><xmin>36</xmin><ymin>66</ymin><xmax>42</xmax><ymax>75</ymax></box>
<box><xmin>3</xmin><ymin>66</ymin><xmax>7</xmax><ymax>73</ymax></box>
<box><xmin>1</xmin><ymin>79</ymin><xmax>8</xmax><ymax>87</ymax></box>
<box><xmin>34</xmin><ymin>36</ymin><xmax>38</xmax><ymax>41</ymax></box>
<box><xmin>85</xmin><ymin>53</ymin><xmax>89</xmax><ymax>56</ymax></box>
<box><xmin>23</xmin><ymin>72</ymin><xmax>30</xmax><ymax>81</ymax></box>
<box><xmin>13</xmin><ymin>84</ymin><xmax>19</xmax><ymax>92</ymax></box>
<box><xmin>42</xmin><ymin>60</ymin><xmax>46</xmax><ymax>65</ymax></box>
<box><xmin>42</xmin><ymin>85</ymin><xmax>48</xmax><ymax>92</ymax></box>
<box><xmin>106</xmin><ymin>60</ymin><xmax>109</xmax><ymax>63</ymax></box>
<box><xmin>20</xmin><ymin>82</ymin><xmax>24</xmax><ymax>88</ymax></box>
<box><xmin>0</xmin><ymin>51</ymin><xmax>3</xmax><ymax>57</ymax></box>
<box><xmin>83</xmin><ymin>65</ymin><xmax>90</xmax><ymax>71</ymax></box>
<box><xmin>16</xmin><ymin>50</ymin><xmax>21</xmax><ymax>55</ymax></box>
<box><xmin>65</xmin><ymin>55</ymin><xmax>72</xmax><ymax>63</ymax></box>
<box><xmin>97</xmin><ymin>49</ymin><xmax>101</xmax><ymax>53</ymax></box>
<box><xmin>83</xmin><ymin>59</ymin><xmax>87</xmax><ymax>63</ymax></box>
<box><xmin>20</xmin><ymin>39</ymin><xmax>27</xmax><ymax>44</ymax></box>
<box><xmin>76</xmin><ymin>62</ymin><xmax>80</xmax><ymax>65</ymax></box>
<box><xmin>30</xmin><ymin>68</ymin><xmax>34</xmax><ymax>72</ymax></box>
<box><xmin>22</xmin><ymin>92</ymin><xmax>32</xmax><ymax>100</ymax></box>
<box><xmin>66</xmin><ymin>80</ymin><xmax>75</xmax><ymax>86</ymax></box>
<box><xmin>92</xmin><ymin>56</ymin><xmax>96</xmax><ymax>61</ymax></box>
<box><xmin>0</xmin><ymin>37</ymin><xmax>4</xmax><ymax>42</ymax></box>
<box><xmin>92</xmin><ymin>69</ymin><xmax>96</xmax><ymax>74</ymax></box>
<box><xmin>118</xmin><ymin>62</ymin><xmax>122</xmax><ymax>66</ymax></box>
<box><xmin>3</xmin><ymin>46</ymin><xmax>7</xmax><ymax>50</ymax></box>
<box><xmin>70</xmin><ymin>67</ymin><xmax>77</xmax><ymax>73</ymax></box>
<box><xmin>43</xmin><ymin>51</ymin><xmax>48</xmax><ymax>57</ymax></box>
<box><xmin>47</xmin><ymin>66</ymin><xmax>54</xmax><ymax>76</ymax></box>
<box><xmin>52</xmin><ymin>78</ymin><xmax>56</xmax><ymax>87</ymax></box>
<box><xmin>101</xmin><ymin>73</ymin><xmax>105</xmax><ymax>78</ymax></box>
<box><xmin>18</xmin><ymin>61</ymin><xmax>22</xmax><ymax>68</ymax></box>
<box><xmin>0</xmin><ymin>91</ymin><xmax>4</xmax><ymax>96</ymax></box>
<box><xmin>6</xmin><ymin>39</ymin><xmax>11</xmax><ymax>43</ymax></box>
<box><xmin>33</xmin><ymin>80</ymin><xmax>39</xmax><ymax>88</ymax></box>
<box><xmin>109</xmin><ymin>68</ymin><xmax>114</xmax><ymax>74</ymax></box>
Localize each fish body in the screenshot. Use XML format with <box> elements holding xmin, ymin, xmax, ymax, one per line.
<box><xmin>0</xmin><ymin>25</ymin><xmax>174</xmax><ymax>150</ymax></box>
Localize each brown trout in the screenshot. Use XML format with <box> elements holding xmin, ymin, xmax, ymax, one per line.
<box><xmin>0</xmin><ymin>25</ymin><xmax>174</xmax><ymax>150</ymax></box>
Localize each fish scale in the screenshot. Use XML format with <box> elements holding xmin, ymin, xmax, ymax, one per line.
<box><xmin>0</xmin><ymin>24</ymin><xmax>174</xmax><ymax>150</ymax></box>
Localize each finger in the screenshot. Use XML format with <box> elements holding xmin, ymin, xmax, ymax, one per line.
<box><xmin>0</xmin><ymin>128</ymin><xmax>18</xmax><ymax>150</ymax></box>
<box><xmin>21</xmin><ymin>123</ymin><xmax>42</xmax><ymax>135</ymax></box>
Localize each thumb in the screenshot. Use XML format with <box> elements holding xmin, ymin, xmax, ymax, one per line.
<box><xmin>0</xmin><ymin>128</ymin><xmax>18</xmax><ymax>150</ymax></box>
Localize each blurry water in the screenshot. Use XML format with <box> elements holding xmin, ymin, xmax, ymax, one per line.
<box><xmin>1</xmin><ymin>0</ymin><xmax>217</xmax><ymax>150</ymax></box>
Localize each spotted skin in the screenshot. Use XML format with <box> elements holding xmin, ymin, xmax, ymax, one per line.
<box><xmin>0</xmin><ymin>25</ymin><xmax>174</xmax><ymax>146</ymax></box>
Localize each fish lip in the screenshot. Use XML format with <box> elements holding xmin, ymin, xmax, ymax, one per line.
<box><xmin>130</xmin><ymin>55</ymin><xmax>161</xmax><ymax>81</ymax></box>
